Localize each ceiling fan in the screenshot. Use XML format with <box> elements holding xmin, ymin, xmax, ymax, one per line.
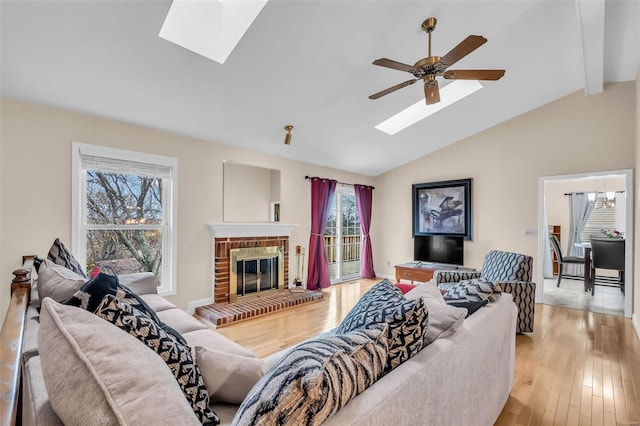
<box><xmin>369</xmin><ymin>17</ymin><xmax>505</xmax><ymax>105</ymax></box>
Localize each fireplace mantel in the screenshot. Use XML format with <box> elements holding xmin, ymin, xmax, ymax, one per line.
<box><xmin>207</xmin><ymin>222</ymin><xmax>296</xmax><ymax>238</ymax></box>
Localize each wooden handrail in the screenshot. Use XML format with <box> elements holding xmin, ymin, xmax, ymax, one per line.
<box><xmin>0</xmin><ymin>256</ymin><xmax>34</xmax><ymax>426</ymax></box>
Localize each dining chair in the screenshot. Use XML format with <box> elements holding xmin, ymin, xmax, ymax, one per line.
<box><xmin>589</xmin><ymin>236</ymin><xmax>625</xmax><ymax>295</ymax></box>
<box><xmin>548</xmin><ymin>234</ymin><xmax>584</xmax><ymax>287</ymax></box>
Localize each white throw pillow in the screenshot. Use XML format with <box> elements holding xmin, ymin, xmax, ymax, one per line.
<box><xmin>195</xmin><ymin>346</ymin><xmax>265</xmax><ymax>403</ymax></box>
<box><xmin>421</xmin><ymin>301</ymin><xmax>467</xmax><ymax>344</ymax></box>
<box><xmin>37</xmin><ymin>259</ymin><xmax>86</xmax><ymax>302</ymax></box>
<box><xmin>38</xmin><ymin>298</ymin><xmax>200</xmax><ymax>425</ymax></box>
<box><xmin>404</xmin><ymin>279</ymin><xmax>446</xmax><ymax>305</ymax></box>
<box><xmin>405</xmin><ymin>282</ymin><xmax>466</xmax><ymax>344</ymax></box>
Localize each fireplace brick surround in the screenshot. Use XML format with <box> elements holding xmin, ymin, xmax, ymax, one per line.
<box><xmin>214</xmin><ymin>236</ymin><xmax>289</xmax><ymax>303</ymax></box>
<box><xmin>197</xmin><ymin>223</ymin><xmax>324</xmax><ymax>327</ymax></box>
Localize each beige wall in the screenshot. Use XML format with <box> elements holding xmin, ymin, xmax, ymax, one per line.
<box><xmin>635</xmin><ymin>66</ymin><xmax>640</xmax><ymax>328</ymax></box>
<box><xmin>0</xmin><ymin>97</ymin><xmax>373</xmax><ymax>319</ymax></box>
<box><xmin>223</xmin><ymin>163</ymin><xmax>274</xmax><ymax>222</ymax></box>
<box><xmin>372</xmin><ymin>82</ymin><xmax>636</xmax><ymax>301</ymax></box>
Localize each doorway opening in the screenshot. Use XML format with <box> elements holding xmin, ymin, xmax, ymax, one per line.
<box><xmin>537</xmin><ymin>169</ymin><xmax>633</xmax><ymax>318</ymax></box>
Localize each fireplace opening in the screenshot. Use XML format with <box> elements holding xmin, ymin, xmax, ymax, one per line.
<box><xmin>230</xmin><ymin>246</ymin><xmax>284</xmax><ymax>302</ymax></box>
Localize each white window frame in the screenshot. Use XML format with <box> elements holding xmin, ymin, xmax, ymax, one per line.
<box><xmin>71</xmin><ymin>143</ymin><xmax>178</xmax><ymax>295</ymax></box>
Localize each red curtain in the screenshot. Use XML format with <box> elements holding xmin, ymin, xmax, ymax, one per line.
<box><xmin>307</xmin><ymin>177</ymin><xmax>337</xmax><ymax>290</ymax></box>
<box><xmin>354</xmin><ymin>184</ymin><xmax>376</xmax><ymax>278</ymax></box>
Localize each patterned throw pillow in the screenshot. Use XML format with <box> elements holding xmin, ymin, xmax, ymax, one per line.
<box><xmin>96</xmin><ymin>295</ymin><xmax>219</xmax><ymax>426</ymax></box>
<box><xmin>233</xmin><ymin>325</ymin><xmax>388</xmax><ymax>426</ymax></box>
<box><xmin>46</xmin><ymin>238</ymin><xmax>87</xmax><ymax>278</ymax></box>
<box><xmin>441</xmin><ymin>278</ymin><xmax>502</xmax><ymax>303</ymax></box>
<box><xmin>63</xmin><ymin>270</ymin><xmax>186</xmax><ymax>345</ymax></box>
<box><xmin>335</xmin><ymin>279</ymin><xmax>428</xmax><ymax>370</ymax></box>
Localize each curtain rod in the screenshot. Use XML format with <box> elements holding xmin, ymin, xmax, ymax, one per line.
<box><xmin>305</xmin><ymin>175</ymin><xmax>375</xmax><ymax>190</ymax></box>
<box><xmin>564</xmin><ymin>191</ymin><xmax>625</xmax><ymax>195</ymax></box>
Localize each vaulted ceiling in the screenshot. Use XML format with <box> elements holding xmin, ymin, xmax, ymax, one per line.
<box><xmin>1</xmin><ymin>1</ymin><xmax>638</xmax><ymax>176</ymax></box>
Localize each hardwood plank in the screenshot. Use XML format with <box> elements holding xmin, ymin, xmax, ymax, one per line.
<box><xmin>613</xmin><ymin>385</ymin><xmax>629</xmax><ymax>424</ymax></box>
<box><xmin>592</xmin><ymin>395</ymin><xmax>604</xmax><ymax>426</ymax></box>
<box><xmin>566</xmin><ymin>406</ymin><xmax>581</xmax><ymax>426</ymax></box>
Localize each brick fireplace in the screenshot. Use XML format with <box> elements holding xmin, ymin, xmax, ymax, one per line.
<box><xmin>207</xmin><ymin>223</ymin><xmax>296</xmax><ymax>304</ymax></box>
<box><xmin>199</xmin><ymin>223</ymin><xmax>324</xmax><ymax>327</ymax></box>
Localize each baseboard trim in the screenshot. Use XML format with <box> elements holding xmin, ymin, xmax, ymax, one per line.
<box><xmin>633</xmin><ymin>313</ymin><xmax>640</xmax><ymax>342</ymax></box>
<box><xmin>187</xmin><ymin>297</ymin><xmax>214</xmax><ymax>315</ymax></box>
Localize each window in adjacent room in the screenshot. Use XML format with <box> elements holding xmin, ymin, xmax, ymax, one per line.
<box><xmin>72</xmin><ymin>143</ymin><xmax>177</xmax><ymax>295</ymax></box>
<box><xmin>324</xmin><ymin>185</ymin><xmax>361</xmax><ymax>284</ymax></box>
<box><xmin>581</xmin><ymin>193</ymin><xmax>619</xmax><ymax>242</ymax></box>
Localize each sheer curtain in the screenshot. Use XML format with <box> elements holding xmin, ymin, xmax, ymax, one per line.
<box><xmin>306</xmin><ymin>177</ymin><xmax>337</xmax><ymax>290</ymax></box>
<box><xmin>354</xmin><ymin>184</ymin><xmax>375</xmax><ymax>278</ymax></box>
<box><xmin>567</xmin><ymin>193</ymin><xmax>596</xmax><ymax>275</ymax></box>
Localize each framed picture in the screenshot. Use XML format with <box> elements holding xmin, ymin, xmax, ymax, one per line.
<box><xmin>412</xmin><ymin>178</ymin><xmax>472</xmax><ymax>239</ymax></box>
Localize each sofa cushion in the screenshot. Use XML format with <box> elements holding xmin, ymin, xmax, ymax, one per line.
<box><xmin>139</xmin><ymin>293</ymin><xmax>176</xmax><ymax>312</ymax></box>
<box><xmin>23</xmin><ymin>356</ymin><xmax>63</xmax><ymax>426</ymax></box>
<box><xmin>195</xmin><ymin>347</ymin><xmax>264</xmax><ymax>404</ymax></box>
<box><xmin>46</xmin><ymin>238</ymin><xmax>87</xmax><ymax>278</ymax></box>
<box><xmin>38</xmin><ymin>298</ymin><xmax>200</xmax><ymax>425</ymax></box>
<box><xmin>182</xmin><ymin>329</ymin><xmax>256</xmax><ymax>358</ymax></box>
<box><xmin>96</xmin><ymin>295</ymin><xmax>219</xmax><ymax>425</ymax></box>
<box><xmin>22</xmin><ymin>305</ymin><xmax>42</xmax><ymax>361</ymax></box>
<box><xmin>118</xmin><ymin>271</ymin><xmax>157</xmax><ymax>295</ymax></box>
<box><xmin>157</xmin><ymin>308</ymin><xmax>208</xmax><ymax>334</ymax></box>
<box><xmin>336</xmin><ymin>279</ymin><xmax>428</xmax><ymax>370</ymax></box>
<box><xmin>37</xmin><ymin>259</ymin><xmax>86</xmax><ymax>303</ymax></box>
<box><xmin>441</xmin><ymin>278</ymin><xmax>502</xmax><ymax>303</ymax></box>
<box><xmin>233</xmin><ymin>325</ymin><xmax>389</xmax><ymax>426</ymax></box>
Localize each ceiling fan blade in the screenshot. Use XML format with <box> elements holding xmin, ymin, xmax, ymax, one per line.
<box><xmin>372</xmin><ymin>58</ymin><xmax>417</xmax><ymax>73</ymax></box>
<box><xmin>443</xmin><ymin>69</ymin><xmax>505</xmax><ymax>80</ymax></box>
<box><xmin>439</xmin><ymin>35</ymin><xmax>487</xmax><ymax>68</ymax></box>
<box><xmin>424</xmin><ymin>81</ymin><xmax>440</xmax><ymax>105</ymax></box>
<box><xmin>369</xmin><ymin>79</ymin><xmax>418</xmax><ymax>99</ymax></box>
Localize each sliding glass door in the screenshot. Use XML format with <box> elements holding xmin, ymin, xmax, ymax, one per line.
<box><xmin>324</xmin><ymin>187</ymin><xmax>361</xmax><ymax>283</ymax></box>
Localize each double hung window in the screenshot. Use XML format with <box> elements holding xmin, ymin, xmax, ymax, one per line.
<box><xmin>72</xmin><ymin>143</ymin><xmax>177</xmax><ymax>294</ymax></box>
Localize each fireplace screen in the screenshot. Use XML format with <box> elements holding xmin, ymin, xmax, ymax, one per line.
<box><xmin>229</xmin><ymin>246</ymin><xmax>284</xmax><ymax>302</ymax></box>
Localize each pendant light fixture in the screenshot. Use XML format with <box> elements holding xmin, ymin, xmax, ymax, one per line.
<box><xmin>284</xmin><ymin>125</ymin><xmax>293</xmax><ymax>145</ymax></box>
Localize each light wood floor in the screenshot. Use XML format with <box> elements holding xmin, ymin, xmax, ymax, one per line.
<box><xmin>215</xmin><ymin>279</ymin><xmax>640</xmax><ymax>425</ymax></box>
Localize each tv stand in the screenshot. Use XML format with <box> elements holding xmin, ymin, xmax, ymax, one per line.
<box><xmin>395</xmin><ymin>262</ymin><xmax>474</xmax><ymax>284</ymax></box>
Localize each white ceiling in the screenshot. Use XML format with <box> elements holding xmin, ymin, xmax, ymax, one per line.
<box><xmin>1</xmin><ymin>0</ymin><xmax>639</xmax><ymax>176</ymax></box>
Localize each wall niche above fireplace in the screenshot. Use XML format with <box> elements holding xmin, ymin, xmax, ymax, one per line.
<box><xmin>223</xmin><ymin>162</ymin><xmax>281</xmax><ymax>222</ymax></box>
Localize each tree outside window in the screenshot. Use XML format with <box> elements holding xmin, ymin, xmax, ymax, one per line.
<box><xmin>85</xmin><ymin>171</ymin><xmax>164</xmax><ymax>279</ymax></box>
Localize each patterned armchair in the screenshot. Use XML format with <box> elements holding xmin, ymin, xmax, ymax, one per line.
<box><xmin>434</xmin><ymin>250</ymin><xmax>536</xmax><ymax>333</ymax></box>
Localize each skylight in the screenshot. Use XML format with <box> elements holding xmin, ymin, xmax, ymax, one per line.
<box><xmin>159</xmin><ymin>0</ymin><xmax>268</xmax><ymax>64</ymax></box>
<box><xmin>375</xmin><ymin>80</ymin><xmax>483</xmax><ymax>135</ymax></box>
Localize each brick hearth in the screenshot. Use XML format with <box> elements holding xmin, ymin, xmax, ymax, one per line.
<box><xmin>196</xmin><ymin>291</ymin><xmax>324</xmax><ymax>327</ymax></box>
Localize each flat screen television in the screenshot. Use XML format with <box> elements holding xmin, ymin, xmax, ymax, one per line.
<box><xmin>413</xmin><ymin>235</ymin><xmax>464</xmax><ymax>266</ymax></box>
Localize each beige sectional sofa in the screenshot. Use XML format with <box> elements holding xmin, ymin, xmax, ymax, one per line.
<box><xmin>13</xmin><ymin>269</ymin><xmax>517</xmax><ymax>425</ymax></box>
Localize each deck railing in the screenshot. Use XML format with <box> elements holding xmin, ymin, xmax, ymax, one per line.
<box><xmin>324</xmin><ymin>235</ymin><xmax>361</xmax><ymax>263</ymax></box>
